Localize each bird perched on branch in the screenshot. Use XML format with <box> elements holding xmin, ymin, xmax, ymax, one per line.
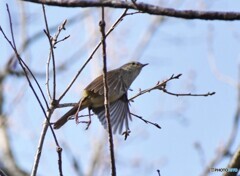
<box><xmin>54</xmin><ymin>61</ymin><xmax>148</xmax><ymax>134</ymax></box>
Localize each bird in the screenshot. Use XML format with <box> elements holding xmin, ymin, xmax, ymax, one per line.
<box><xmin>53</xmin><ymin>61</ymin><xmax>148</xmax><ymax>134</ymax></box>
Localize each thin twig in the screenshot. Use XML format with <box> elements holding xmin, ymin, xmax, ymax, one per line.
<box><xmin>130</xmin><ymin>113</ymin><xmax>161</xmax><ymax>129</ymax></box>
<box><xmin>161</xmin><ymin>89</ymin><xmax>215</xmax><ymax>97</ymax></box>
<box><xmin>42</xmin><ymin>4</ymin><xmax>58</xmax><ymax>101</ymax></box>
<box><xmin>45</xmin><ymin>41</ymin><xmax>52</xmax><ymax>101</ymax></box>
<box><xmin>56</xmin><ymin>146</ymin><xmax>63</xmax><ymax>176</ymax></box>
<box><xmin>129</xmin><ymin>74</ymin><xmax>182</xmax><ymax>101</ymax></box>
<box><xmin>100</xmin><ymin>7</ymin><xmax>116</xmax><ymax>176</ymax></box>
<box><xmin>55</xmin><ymin>35</ymin><xmax>70</xmax><ymax>45</ymax></box>
<box><xmin>130</xmin><ymin>74</ymin><xmax>215</xmax><ymax>101</ymax></box>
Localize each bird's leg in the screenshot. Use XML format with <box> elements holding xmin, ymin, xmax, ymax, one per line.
<box><xmin>78</xmin><ymin>108</ymin><xmax>92</xmax><ymax>129</ymax></box>
<box><xmin>85</xmin><ymin>108</ymin><xmax>92</xmax><ymax>130</ymax></box>
<box><xmin>75</xmin><ymin>99</ymin><xmax>83</xmax><ymax>124</ymax></box>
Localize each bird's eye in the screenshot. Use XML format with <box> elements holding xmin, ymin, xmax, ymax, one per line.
<box><xmin>132</xmin><ymin>62</ymin><xmax>136</xmax><ymax>65</ymax></box>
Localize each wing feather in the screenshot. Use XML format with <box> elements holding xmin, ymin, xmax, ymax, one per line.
<box><xmin>92</xmin><ymin>94</ymin><xmax>131</xmax><ymax>134</ymax></box>
<box><xmin>85</xmin><ymin>69</ymin><xmax>127</xmax><ymax>97</ymax></box>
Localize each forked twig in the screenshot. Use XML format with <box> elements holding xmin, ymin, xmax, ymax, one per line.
<box><xmin>130</xmin><ymin>74</ymin><xmax>182</xmax><ymax>101</ymax></box>
<box><xmin>130</xmin><ymin>74</ymin><xmax>215</xmax><ymax>101</ymax></box>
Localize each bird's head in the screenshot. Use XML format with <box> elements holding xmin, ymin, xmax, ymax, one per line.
<box><xmin>121</xmin><ymin>61</ymin><xmax>148</xmax><ymax>72</ymax></box>
<box><xmin>120</xmin><ymin>61</ymin><xmax>148</xmax><ymax>86</ymax></box>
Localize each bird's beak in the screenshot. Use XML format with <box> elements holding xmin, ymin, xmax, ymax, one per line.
<box><xmin>142</xmin><ymin>63</ymin><xmax>149</xmax><ymax>67</ymax></box>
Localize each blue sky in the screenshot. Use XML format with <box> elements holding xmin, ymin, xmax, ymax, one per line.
<box><xmin>1</xmin><ymin>1</ymin><xmax>240</xmax><ymax>176</ymax></box>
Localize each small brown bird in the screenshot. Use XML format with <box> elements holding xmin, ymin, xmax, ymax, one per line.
<box><xmin>54</xmin><ymin>61</ymin><xmax>148</xmax><ymax>134</ymax></box>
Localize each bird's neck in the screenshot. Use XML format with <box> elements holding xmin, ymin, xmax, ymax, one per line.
<box><xmin>122</xmin><ymin>69</ymin><xmax>140</xmax><ymax>88</ymax></box>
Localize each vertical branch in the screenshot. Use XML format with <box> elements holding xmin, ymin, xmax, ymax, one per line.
<box><xmin>99</xmin><ymin>7</ymin><xmax>116</xmax><ymax>176</ymax></box>
<box><xmin>42</xmin><ymin>4</ymin><xmax>57</xmax><ymax>101</ymax></box>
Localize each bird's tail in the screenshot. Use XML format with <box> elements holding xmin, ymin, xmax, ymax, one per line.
<box><xmin>53</xmin><ymin>105</ymin><xmax>79</xmax><ymax>129</ymax></box>
<box><xmin>54</xmin><ymin>98</ymin><xmax>88</xmax><ymax>129</ymax></box>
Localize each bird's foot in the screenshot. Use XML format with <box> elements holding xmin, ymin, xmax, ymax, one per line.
<box><xmin>75</xmin><ymin>114</ymin><xmax>80</xmax><ymax>125</ymax></box>
<box><xmin>85</xmin><ymin>120</ymin><xmax>91</xmax><ymax>130</ymax></box>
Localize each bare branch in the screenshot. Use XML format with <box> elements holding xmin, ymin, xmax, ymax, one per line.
<box><xmin>100</xmin><ymin>7</ymin><xmax>116</xmax><ymax>176</ymax></box>
<box><xmin>56</xmin><ymin>147</ymin><xmax>63</xmax><ymax>176</ymax></box>
<box><xmin>130</xmin><ymin>112</ymin><xmax>161</xmax><ymax>129</ymax></box>
<box><xmin>22</xmin><ymin>0</ymin><xmax>240</xmax><ymax>21</ymax></box>
<box><xmin>161</xmin><ymin>89</ymin><xmax>215</xmax><ymax>97</ymax></box>
<box><xmin>129</xmin><ymin>74</ymin><xmax>182</xmax><ymax>101</ymax></box>
<box><xmin>57</xmin><ymin>103</ymin><xmax>78</xmax><ymax>108</ymax></box>
<box><xmin>130</xmin><ymin>74</ymin><xmax>215</xmax><ymax>101</ymax></box>
<box><xmin>42</xmin><ymin>4</ymin><xmax>61</xmax><ymax>101</ymax></box>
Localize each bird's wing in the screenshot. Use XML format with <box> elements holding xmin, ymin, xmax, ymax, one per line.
<box><xmin>92</xmin><ymin>94</ymin><xmax>132</xmax><ymax>134</ymax></box>
<box><xmin>85</xmin><ymin>69</ymin><xmax>127</xmax><ymax>96</ymax></box>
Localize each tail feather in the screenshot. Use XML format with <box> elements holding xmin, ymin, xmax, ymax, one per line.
<box><xmin>54</xmin><ymin>105</ymin><xmax>78</xmax><ymax>129</ymax></box>
<box><xmin>54</xmin><ymin>98</ymin><xmax>88</xmax><ymax>129</ymax></box>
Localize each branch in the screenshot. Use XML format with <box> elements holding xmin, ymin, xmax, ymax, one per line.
<box><xmin>130</xmin><ymin>113</ymin><xmax>161</xmax><ymax>129</ymax></box>
<box><xmin>22</xmin><ymin>0</ymin><xmax>240</xmax><ymax>21</ymax></box>
<box><xmin>42</xmin><ymin>4</ymin><xmax>68</xmax><ymax>101</ymax></box>
<box><xmin>130</xmin><ymin>74</ymin><xmax>182</xmax><ymax>101</ymax></box>
<box><xmin>161</xmin><ymin>89</ymin><xmax>215</xmax><ymax>97</ymax></box>
<box><xmin>100</xmin><ymin>7</ymin><xmax>116</xmax><ymax>176</ymax></box>
<box><xmin>130</xmin><ymin>74</ymin><xmax>215</xmax><ymax>101</ymax></box>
